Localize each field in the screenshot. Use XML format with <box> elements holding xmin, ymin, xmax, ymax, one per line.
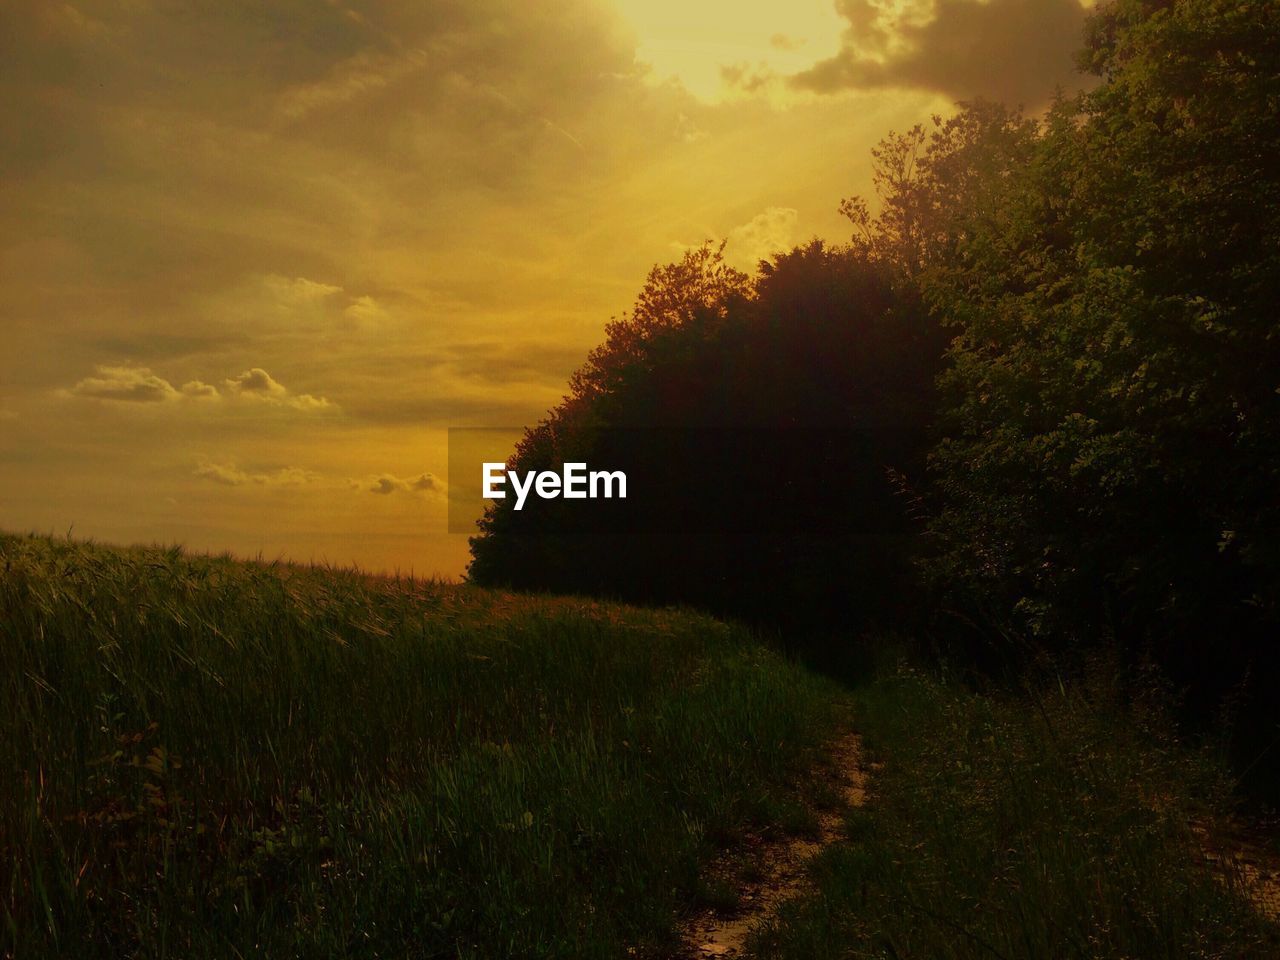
<box><xmin>0</xmin><ymin>534</ymin><xmax>842</xmax><ymax>958</ymax></box>
<box><xmin>3</xmin><ymin>533</ymin><xmax>1277</xmax><ymax>959</ymax></box>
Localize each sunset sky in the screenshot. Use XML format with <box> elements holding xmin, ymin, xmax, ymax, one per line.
<box><xmin>1</xmin><ymin>0</ymin><xmax>1092</xmax><ymax>577</ymax></box>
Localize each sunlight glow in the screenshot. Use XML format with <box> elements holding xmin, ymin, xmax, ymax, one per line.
<box><xmin>611</xmin><ymin>0</ymin><xmax>847</xmax><ymax>102</ymax></box>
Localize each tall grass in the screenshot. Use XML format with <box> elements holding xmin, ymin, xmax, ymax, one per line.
<box><xmin>752</xmin><ymin>659</ymin><xmax>1279</xmax><ymax>959</ymax></box>
<box><xmin>0</xmin><ymin>533</ymin><xmax>842</xmax><ymax>958</ymax></box>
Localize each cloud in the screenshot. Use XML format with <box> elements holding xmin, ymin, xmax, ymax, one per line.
<box><xmin>725</xmin><ymin>207</ymin><xmax>799</xmax><ymax>270</ymax></box>
<box><xmin>343</xmin><ymin>295</ymin><xmax>389</xmax><ymax>326</ymax></box>
<box><xmin>194</xmin><ymin>461</ymin><xmax>249</xmax><ymax>485</ymax></box>
<box><xmin>194</xmin><ymin>460</ymin><xmax>319</xmax><ymax>487</ymax></box>
<box><xmin>261</xmin><ymin>274</ymin><xmax>343</xmax><ymax>305</ymax></box>
<box><xmin>65</xmin><ymin>365</ymin><xmax>332</xmax><ymax>410</ymax></box>
<box><xmin>721</xmin><ymin>63</ymin><xmax>779</xmax><ymax>97</ymax></box>
<box><xmin>180</xmin><ymin>380</ymin><xmax>220</xmax><ymax>399</ymax></box>
<box><xmin>672</xmin><ymin>208</ymin><xmax>800</xmax><ymax>272</ymax></box>
<box><xmin>287</xmin><ymin>393</ymin><xmax>334</xmax><ymax>411</ymax></box>
<box><xmin>224</xmin><ymin>367</ymin><xmax>333</xmax><ymax>410</ymax></box>
<box><xmin>367</xmin><ymin>473</ymin><xmax>445</xmax><ymax>497</ymax></box>
<box><xmin>201</xmin><ymin>275</ymin><xmax>386</xmax><ymax>336</ymax></box>
<box><xmin>792</xmin><ymin>0</ymin><xmax>1091</xmax><ymax>107</ymax></box>
<box><xmin>69</xmin><ymin>365</ymin><xmax>180</xmax><ymax>403</ymax></box>
<box><xmin>224</xmin><ymin>367</ymin><xmax>288</xmax><ymax>397</ymax></box>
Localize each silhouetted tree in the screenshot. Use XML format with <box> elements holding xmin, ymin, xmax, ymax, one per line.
<box><xmin>469</xmin><ymin>242</ymin><xmax>943</xmax><ymax>637</ymax></box>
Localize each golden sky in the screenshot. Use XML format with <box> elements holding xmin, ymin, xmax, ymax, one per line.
<box><xmin>0</xmin><ymin>0</ymin><xmax>1091</xmax><ymax>577</ymax></box>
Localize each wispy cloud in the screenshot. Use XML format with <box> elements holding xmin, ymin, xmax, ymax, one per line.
<box><xmin>194</xmin><ymin>460</ymin><xmax>320</xmax><ymax>487</ymax></box>
<box><xmin>276</xmin><ymin>47</ymin><xmax>433</xmax><ymax>120</ymax></box>
<box><xmin>193</xmin><ymin>460</ymin><xmax>444</xmax><ymax>498</ymax></box>
<box><xmin>66</xmin><ymin>364</ymin><xmax>333</xmax><ymax>411</ymax></box>
<box><xmin>726</xmin><ymin>207</ymin><xmax>799</xmax><ymax>270</ymax></box>
<box><xmin>261</xmin><ymin>275</ymin><xmax>343</xmax><ymax>304</ymax></box>
<box><xmin>671</xmin><ymin>207</ymin><xmax>800</xmax><ymax>272</ymax></box>
<box><xmin>365</xmin><ymin>473</ymin><xmax>445</xmax><ymax>498</ymax></box>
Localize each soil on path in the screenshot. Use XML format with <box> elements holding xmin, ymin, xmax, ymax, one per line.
<box><xmin>673</xmin><ymin>730</ymin><xmax>1280</xmax><ymax>960</ymax></box>
<box><xmin>677</xmin><ymin>732</ymin><xmax>868</xmax><ymax>958</ymax></box>
<box><xmin>1194</xmin><ymin>813</ymin><xmax>1280</xmax><ymax>920</ymax></box>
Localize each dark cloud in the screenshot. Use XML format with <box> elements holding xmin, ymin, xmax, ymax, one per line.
<box><xmin>793</xmin><ymin>0</ymin><xmax>1091</xmax><ymax>107</ymax></box>
<box><xmin>0</xmin><ymin>0</ymin><xmax>667</xmax><ymax>282</ymax></box>
<box><xmin>0</xmin><ymin>0</ymin><xmax>699</xmax><ymax>357</ymax></box>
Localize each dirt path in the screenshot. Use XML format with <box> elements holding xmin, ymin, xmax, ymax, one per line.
<box><xmin>678</xmin><ymin>732</ymin><xmax>868</xmax><ymax>958</ymax></box>
<box><xmin>1193</xmin><ymin>814</ymin><xmax>1280</xmax><ymax>921</ymax></box>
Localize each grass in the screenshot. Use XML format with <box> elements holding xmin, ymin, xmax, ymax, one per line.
<box><xmin>0</xmin><ymin>533</ymin><xmax>844</xmax><ymax>959</ymax></box>
<box><xmin>6</xmin><ymin>532</ymin><xmax>1274</xmax><ymax>959</ymax></box>
<box><xmin>750</xmin><ymin>657</ymin><xmax>1280</xmax><ymax>959</ymax></box>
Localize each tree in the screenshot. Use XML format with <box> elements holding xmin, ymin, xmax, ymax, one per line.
<box><xmin>469</xmin><ymin>242</ymin><xmax>942</xmax><ymax>636</ymax></box>
<box><xmin>915</xmin><ymin>0</ymin><xmax>1280</xmax><ymax>697</ymax></box>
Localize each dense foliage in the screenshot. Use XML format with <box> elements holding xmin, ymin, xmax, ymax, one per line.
<box><xmin>922</xmin><ymin>0</ymin><xmax>1280</xmax><ymax>674</ymax></box>
<box><xmin>469</xmin><ymin>242</ymin><xmax>944</xmax><ymax>634</ymax></box>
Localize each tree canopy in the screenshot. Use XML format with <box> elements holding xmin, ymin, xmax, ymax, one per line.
<box><xmin>469</xmin><ymin>241</ymin><xmax>942</xmax><ymax>635</ymax></box>
<box><xmin>916</xmin><ymin>0</ymin><xmax>1280</xmax><ymax>667</ymax></box>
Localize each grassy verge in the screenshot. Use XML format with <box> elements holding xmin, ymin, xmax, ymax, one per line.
<box><xmin>752</xmin><ymin>658</ymin><xmax>1280</xmax><ymax>959</ymax></box>
<box><xmin>0</xmin><ymin>533</ymin><xmax>843</xmax><ymax>959</ymax></box>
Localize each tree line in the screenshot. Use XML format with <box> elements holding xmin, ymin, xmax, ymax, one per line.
<box><xmin>470</xmin><ymin>0</ymin><xmax>1280</xmax><ymax>787</ymax></box>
